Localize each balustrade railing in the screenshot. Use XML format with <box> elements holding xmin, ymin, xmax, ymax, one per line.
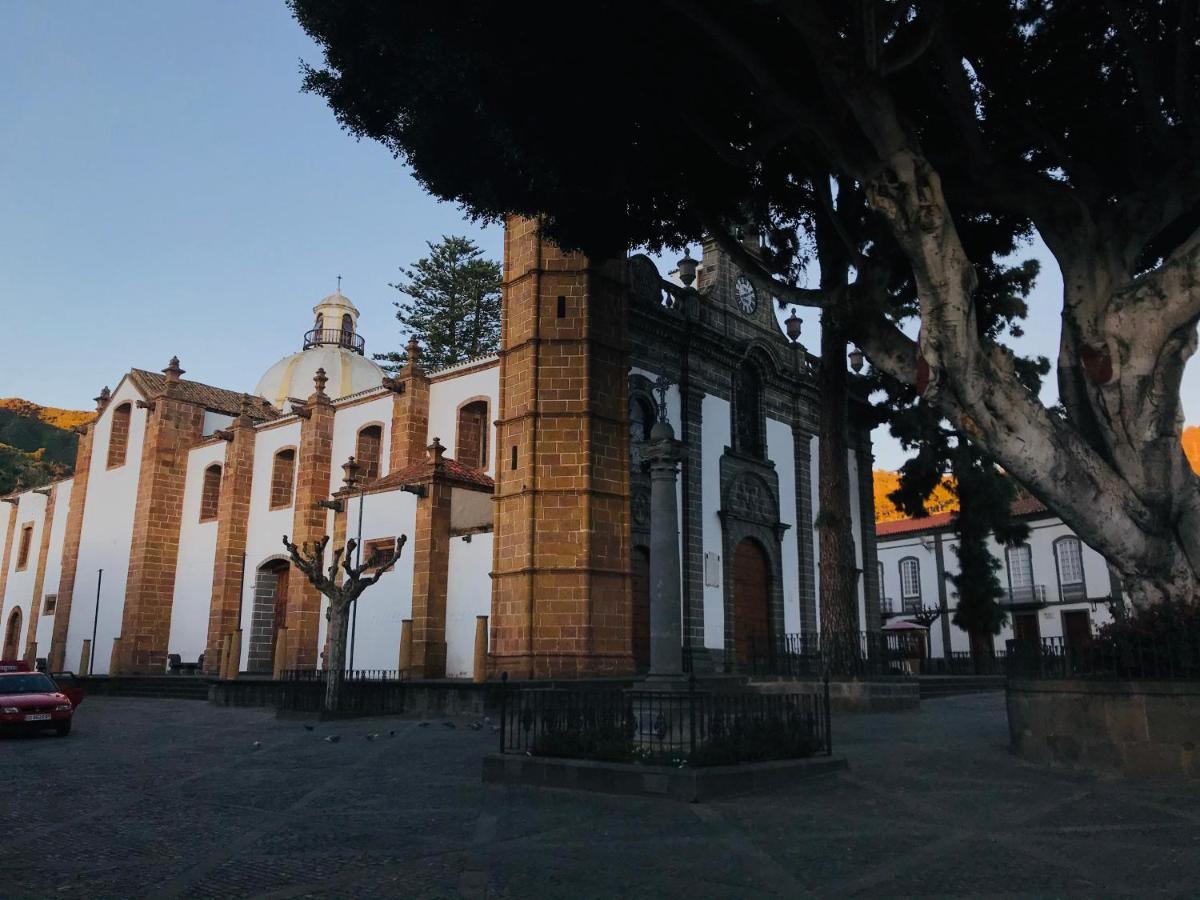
<box><xmin>302</xmin><ymin>328</ymin><xmax>365</xmax><ymax>355</ymax></box>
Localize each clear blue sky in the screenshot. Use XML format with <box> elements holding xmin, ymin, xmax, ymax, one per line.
<box><xmin>2</xmin><ymin>2</ymin><xmax>1195</xmax><ymax>472</ymax></box>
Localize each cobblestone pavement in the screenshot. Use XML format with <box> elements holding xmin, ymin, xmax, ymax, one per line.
<box><xmin>2</xmin><ymin>692</ymin><xmax>1199</xmax><ymax>898</ymax></box>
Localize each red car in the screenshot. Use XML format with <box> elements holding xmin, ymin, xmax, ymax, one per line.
<box><xmin>0</xmin><ymin>664</ymin><xmax>83</xmax><ymax>736</ymax></box>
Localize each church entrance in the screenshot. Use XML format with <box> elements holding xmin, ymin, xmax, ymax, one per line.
<box><xmin>248</xmin><ymin>560</ymin><xmax>290</xmax><ymax>674</ymax></box>
<box><xmin>2</xmin><ymin>607</ymin><xmax>22</xmax><ymax>659</ymax></box>
<box><xmin>631</xmin><ymin>545</ymin><xmax>651</xmax><ymax>671</ymax></box>
<box><xmin>732</xmin><ymin>538</ymin><xmax>771</xmax><ymax>668</ymax></box>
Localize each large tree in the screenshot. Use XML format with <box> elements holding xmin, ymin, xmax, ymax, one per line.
<box><xmin>291</xmin><ymin>0</ymin><xmax>1200</xmax><ymax>606</ymax></box>
<box><xmin>375</xmin><ymin>235</ymin><xmax>501</xmax><ymax>373</ymax></box>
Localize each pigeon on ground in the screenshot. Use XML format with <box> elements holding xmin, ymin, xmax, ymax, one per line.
<box><xmin>468</xmin><ymin>722</ymin><xmax>482</xmax><ymax>731</ymax></box>
<box><xmin>417</xmin><ymin>721</ymin><xmax>431</xmax><ymax>728</ymax></box>
<box><xmin>483</xmin><ymin>716</ymin><xmax>492</xmax><ymax>725</ymax></box>
<box><xmin>253</xmin><ymin>741</ymin><xmax>263</xmax><ymax>750</ymax></box>
<box><xmin>303</xmin><ymin>724</ymin><xmax>315</xmax><ymax>732</ymax></box>
<box><xmin>388</xmin><ymin>730</ymin><xmax>396</xmax><ymax>737</ymax></box>
<box><xmin>324</xmin><ymin>735</ymin><xmax>341</xmax><ymax>743</ymax></box>
<box><xmin>366</xmin><ymin>733</ymin><xmax>379</xmax><ymax>741</ymax></box>
<box><xmin>442</xmin><ymin>721</ymin><xmax>456</xmax><ymax>729</ymax></box>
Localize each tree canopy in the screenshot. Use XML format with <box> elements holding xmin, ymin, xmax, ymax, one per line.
<box><xmin>291</xmin><ymin>0</ymin><xmax>1200</xmax><ymax>606</ymax></box>
<box><xmin>375</xmin><ymin>235</ymin><xmax>501</xmax><ymax>373</ymax></box>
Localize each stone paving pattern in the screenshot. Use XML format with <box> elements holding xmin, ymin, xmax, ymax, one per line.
<box><xmin>2</xmin><ymin>693</ymin><xmax>1199</xmax><ymax>898</ymax></box>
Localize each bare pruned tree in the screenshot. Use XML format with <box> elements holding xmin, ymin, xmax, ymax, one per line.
<box><xmin>282</xmin><ymin>533</ymin><xmax>407</xmax><ymax>713</ymax></box>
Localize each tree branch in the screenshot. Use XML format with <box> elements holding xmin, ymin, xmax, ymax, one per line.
<box><xmin>879</xmin><ymin>0</ymin><xmax>944</xmax><ymax>78</ymax></box>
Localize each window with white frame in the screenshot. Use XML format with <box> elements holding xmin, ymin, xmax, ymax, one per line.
<box><xmin>899</xmin><ymin>557</ymin><xmax>920</xmax><ymax>600</ymax></box>
<box><xmin>1006</xmin><ymin>544</ymin><xmax>1033</xmax><ymax>588</ymax></box>
<box><xmin>1055</xmin><ymin>537</ymin><xmax>1086</xmax><ymax>600</ymax></box>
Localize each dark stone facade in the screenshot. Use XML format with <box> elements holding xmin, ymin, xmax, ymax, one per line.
<box><xmin>624</xmin><ymin>241</ymin><xmax>877</xmax><ymax>670</ymax></box>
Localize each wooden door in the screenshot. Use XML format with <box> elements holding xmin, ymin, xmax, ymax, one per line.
<box><xmin>1061</xmin><ymin>610</ymin><xmax>1091</xmax><ymax>650</ymax></box>
<box><xmin>631</xmin><ymin>546</ymin><xmax>650</xmax><ymax>671</ymax></box>
<box><xmin>733</xmin><ymin>539</ymin><xmax>771</xmax><ymax>667</ymax></box>
<box><xmin>1013</xmin><ymin>612</ymin><xmax>1040</xmax><ymax>644</ymax></box>
<box><xmin>270</xmin><ymin>565</ymin><xmax>290</xmax><ymax>672</ymax></box>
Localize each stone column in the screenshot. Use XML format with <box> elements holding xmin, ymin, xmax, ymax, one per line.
<box><xmin>644</xmin><ymin>421</ymin><xmax>684</xmax><ymax>678</ymax></box>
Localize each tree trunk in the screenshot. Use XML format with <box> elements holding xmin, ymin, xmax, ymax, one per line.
<box><xmin>818</xmin><ymin>309</ymin><xmax>861</xmax><ymax>672</ymax></box>
<box><xmin>324</xmin><ymin>602</ymin><xmax>350</xmax><ymax>714</ymax></box>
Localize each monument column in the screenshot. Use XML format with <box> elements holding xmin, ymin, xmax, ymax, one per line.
<box><xmin>644</xmin><ymin>414</ymin><xmax>684</xmax><ymax>679</ymax></box>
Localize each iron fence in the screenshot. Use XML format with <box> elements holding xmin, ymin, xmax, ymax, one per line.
<box><xmin>923</xmin><ymin>650</ymin><xmax>1008</xmax><ymax>676</ymax></box>
<box><xmin>276</xmin><ymin>668</ymin><xmax>407</xmax><ymax>716</ymax></box>
<box><xmin>1006</xmin><ymin>633</ymin><xmax>1200</xmax><ymax>681</ymax></box>
<box><xmin>498</xmin><ymin>676</ymin><xmax>831</xmax><ymax>767</ymax></box>
<box><xmin>749</xmin><ymin>631</ymin><xmax>917</xmax><ymax>678</ymax></box>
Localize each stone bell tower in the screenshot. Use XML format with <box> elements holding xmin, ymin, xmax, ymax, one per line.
<box><xmin>490</xmin><ymin>216</ymin><xmax>634</xmax><ymax>679</ymax></box>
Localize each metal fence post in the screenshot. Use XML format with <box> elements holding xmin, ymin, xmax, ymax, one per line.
<box><xmin>824</xmin><ymin>673</ymin><xmax>832</xmax><ymax>756</ymax></box>
<box><xmin>499</xmin><ymin>671</ymin><xmax>508</xmax><ymax>753</ymax></box>
<box><xmin>688</xmin><ymin>673</ymin><xmax>697</xmax><ymax>758</ymax></box>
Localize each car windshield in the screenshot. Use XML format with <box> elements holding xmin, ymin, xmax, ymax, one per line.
<box><xmin>0</xmin><ymin>674</ymin><xmax>57</xmax><ymax>695</ymax></box>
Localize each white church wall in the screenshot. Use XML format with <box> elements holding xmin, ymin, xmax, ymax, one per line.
<box><xmin>0</xmin><ymin>489</ymin><xmax>47</xmax><ymax>655</ymax></box>
<box><xmin>766</xmin><ymin>418</ymin><xmax>802</xmax><ymax>635</ymax></box>
<box><xmin>330</xmin><ymin>488</ymin><xmax>418</xmax><ymax>671</ymax></box>
<box><xmin>445</xmin><ymin>532</ymin><xmax>493</xmax><ymax>678</ymax></box>
<box><xmin>35</xmin><ymin>479</ymin><xmax>73</xmax><ymax>651</ymax></box>
<box><xmin>239</xmin><ymin>420</ymin><xmax>304</xmax><ymax>668</ymax></box>
<box><xmin>166</xmin><ymin>441</ymin><xmax>225</xmax><ymax>663</ymax></box>
<box><xmin>67</xmin><ymin>378</ymin><xmax>148</xmax><ymax>675</ymax></box>
<box><xmin>427</xmin><ymin>366</ymin><xmax>500</xmax><ymax>475</ymax></box>
<box><xmin>700</xmin><ymin>393</ymin><xmax>730</xmax><ymax>650</ymax></box>
<box><xmin>330</xmin><ymin>393</ymin><xmax>393</xmax><ymax>490</ymax></box>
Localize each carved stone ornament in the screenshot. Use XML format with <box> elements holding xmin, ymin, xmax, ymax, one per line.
<box><xmin>632</xmin><ymin>486</ymin><xmax>651</xmax><ymax>529</ymax></box>
<box><xmin>728</xmin><ymin>473</ymin><xmax>775</xmax><ymax>523</ymax></box>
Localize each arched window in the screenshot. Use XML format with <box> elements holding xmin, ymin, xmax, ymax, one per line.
<box><xmin>314</xmin><ymin>313</ymin><xmax>324</xmax><ymax>333</ymax></box>
<box><xmin>899</xmin><ymin>557</ymin><xmax>921</xmax><ymax>608</ymax></box>
<box><xmin>270</xmin><ymin>448</ymin><xmax>296</xmax><ymax>509</ymax></box>
<box><xmin>107</xmin><ymin>402</ymin><xmax>132</xmax><ymax>468</ymax></box>
<box><xmin>355</xmin><ymin>424</ymin><xmax>383</xmax><ymax>481</ymax></box>
<box><xmin>733</xmin><ymin>361</ymin><xmax>763</xmax><ymax>457</ymax></box>
<box><xmin>199</xmin><ymin>464</ymin><xmax>222</xmax><ymax>522</ymax></box>
<box><xmin>2</xmin><ymin>607</ymin><xmax>22</xmax><ymax>660</ymax></box>
<box><xmin>340</xmin><ymin>313</ymin><xmax>354</xmax><ymax>348</ymax></box>
<box><xmin>456</xmin><ymin>400</ymin><xmax>490</xmax><ymax>470</ymax></box>
<box><xmin>1054</xmin><ymin>536</ymin><xmax>1086</xmax><ymax>602</ymax></box>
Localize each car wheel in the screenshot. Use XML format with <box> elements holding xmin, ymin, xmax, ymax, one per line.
<box><xmin>54</xmin><ymin>721</ymin><xmax>71</xmax><ymax>737</ymax></box>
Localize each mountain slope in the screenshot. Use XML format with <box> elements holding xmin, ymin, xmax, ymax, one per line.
<box><xmin>0</xmin><ymin>398</ymin><xmax>93</xmax><ymax>495</ymax></box>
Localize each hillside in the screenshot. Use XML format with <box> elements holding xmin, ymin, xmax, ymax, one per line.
<box><xmin>0</xmin><ymin>398</ymin><xmax>94</xmax><ymax>495</ymax></box>
<box><xmin>875</xmin><ymin>425</ymin><xmax>1200</xmax><ymax>524</ymax></box>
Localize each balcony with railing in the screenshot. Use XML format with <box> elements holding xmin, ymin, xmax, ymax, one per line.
<box><xmin>303</xmin><ymin>328</ymin><xmax>365</xmax><ymax>355</ymax></box>
<box><xmin>1003</xmin><ymin>584</ymin><xmax>1047</xmax><ymax>608</ymax></box>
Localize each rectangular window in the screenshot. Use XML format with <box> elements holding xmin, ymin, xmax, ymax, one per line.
<box><xmin>361</xmin><ymin>538</ymin><xmax>397</xmax><ymax>573</ymax></box>
<box><xmin>510</xmin><ymin>445</ymin><xmax>518</xmax><ymax>471</ymax></box>
<box><xmin>899</xmin><ymin>558</ymin><xmax>920</xmax><ymax>600</ymax></box>
<box><xmin>42</xmin><ymin>594</ymin><xmax>57</xmax><ymax>615</ymax></box>
<box><xmin>1055</xmin><ymin>538</ymin><xmax>1086</xmax><ymax>602</ymax></box>
<box><xmin>16</xmin><ymin>523</ymin><xmax>33</xmax><ymax>571</ymax></box>
<box><xmin>1006</xmin><ymin>544</ymin><xmax>1033</xmax><ymax>588</ymax></box>
<box><xmin>556</xmin><ymin>295</ymin><xmax>567</xmax><ymax>318</ymax></box>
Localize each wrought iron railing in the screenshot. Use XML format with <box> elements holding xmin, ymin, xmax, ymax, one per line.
<box><xmin>302</xmin><ymin>328</ymin><xmax>365</xmax><ymax>355</ymax></box>
<box><xmin>749</xmin><ymin>631</ymin><xmax>917</xmax><ymax>678</ymax></box>
<box><xmin>1006</xmin><ymin>634</ymin><xmax>1200</xmax><ymax>681</ymax></box>
<box><xmin>277</xmin><ymin>668</ymin><xmax>406</xmax><ymax>716</ymax></box>
<box><xmin>498</xmin><ymin>675</ymin><xmax>831</xmax><ymax>766</ymax></box>
<box><xmin>1003</xmin><ymin>584</ymin><xmax>1047</xmax><ymax>607</ymax></box>
<box><xmin>282</xmin><ymin>668</ymin><xmax>401</xmax><ymax>682</ymax></box>
<box><xmin>923</xmin><ymin>649</ymin><xmax>1008</xmax><ymax>676</ymax></box>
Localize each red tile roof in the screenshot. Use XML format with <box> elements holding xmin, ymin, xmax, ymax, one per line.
<box><xmin>875</xmin><ymin>495</ymin><xmax>1048</xmax><ymax>537</ymax></box>
<box><xmin>128</xmin><ymin>370</ymin><xmax>279</xmax><ymax>421</ymax></box>
<box><xmin>348</xmin><ymin>457</ymin><xmax>494</xmax><ymax>495</ymax></box>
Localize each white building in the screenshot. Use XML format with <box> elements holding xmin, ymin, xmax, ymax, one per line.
<box><xmin>876</xmin><ymin>495</ymin><xmax>1120</xmax><ymax>657</ymax></box>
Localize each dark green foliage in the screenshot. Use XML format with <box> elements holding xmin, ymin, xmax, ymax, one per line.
<box><xmin>0</xmin><ymin>408</ymin><xmax>78</xmax><ymax>495</ymax></box>
<box><xmin>374</xmin><ymin>236</ymin><xmax>501</xmax><ymax>373</ymax></box>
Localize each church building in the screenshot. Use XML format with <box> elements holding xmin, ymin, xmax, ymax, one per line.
<box><xmin>0</xmin><ymin>218</ymin><xmax>878</xmax><ymax>680</ymax></box>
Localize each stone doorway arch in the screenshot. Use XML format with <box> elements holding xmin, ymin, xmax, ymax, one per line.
<box><xmin>732</xmin><ymin>538</ymin><xmax>771</xmax><ymax>667</ymax></box>
<box><xmin>248</xmin><ymin>559</ymin><xmax>290</xmax><ymax>674</ymax></box>
<box><xmin>2</xmin><ymin>607</ymin><xmax>22</xmax><ymax>659</ymax></box>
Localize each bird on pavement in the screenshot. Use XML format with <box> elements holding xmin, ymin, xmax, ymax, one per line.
<box><xmin>303</xmin><ymin>724</ymin><xmax>315</xmax><ymax>732</ymax></box>
<box><xmin>442</xmin><ymin>721</ymin><xmax>456</xmax><ymax>729</ymax></box>
<box><xmin>324</xmin><ymin>735</ymin><xmax>341</xmax><ymax>743</ymax></box>
<box><xmin>253</xmin><ymin>741</ymin><xmax>262</xmax><ymax>750</ymax></box>
<box><xmin>366</xmin><ymin>733</ymin><xmax>379</xmax><ymax>741</ymax></box>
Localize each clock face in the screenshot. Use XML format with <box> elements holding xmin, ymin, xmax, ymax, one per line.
<box><xmin>735</xmin><ymin>275</ymin><xmax>758</xmax><ymax>314</ymax></box>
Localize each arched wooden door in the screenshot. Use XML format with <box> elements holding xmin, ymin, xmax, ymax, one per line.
<box><xmin>631</xmin><ymin>546</ymin><xmax>651</xmax><ymax>671</ymax></box>
<box><xmin>248</xmin><ymin>560</ymin><xmax>290</xmax><ymax>674</ymax></box>
<box><xmin>3</xmin><ymin>607</ymin><xmax>23</xmax><ymax>659</ymax></box>
<box><xmin>733</xmin><ymin>538</ymin><xmax>771</xmax><ymax>667</ymax></box>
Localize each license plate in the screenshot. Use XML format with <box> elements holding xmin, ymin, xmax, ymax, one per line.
<box><xmin>23</xmin><ymin>713</ymin><xmax>51</xmax><ymax>722</ymax></box>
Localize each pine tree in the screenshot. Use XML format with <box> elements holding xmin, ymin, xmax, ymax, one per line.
<box><xmin>375</xmin><ymin>236</ymin><xmax>501</xmax><ymax>373</ymax></box>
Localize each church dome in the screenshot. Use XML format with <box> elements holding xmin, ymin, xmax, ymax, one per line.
<box><xmin>255</xmin><ymin>286</ymin><xmax>386</xmax><ymax>409</ymax></box>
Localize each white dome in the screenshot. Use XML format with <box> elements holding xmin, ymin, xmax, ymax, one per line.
<box><xmin>256</xmin><ymin>345</ymin><xmax>385</xmax><ymax>409</ymax></box>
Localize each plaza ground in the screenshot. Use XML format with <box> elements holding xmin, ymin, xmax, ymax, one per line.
<box><xmin>2</xmin><ymin>693</ymin><xmax>1198</xmax><ymax>898</ymax></box>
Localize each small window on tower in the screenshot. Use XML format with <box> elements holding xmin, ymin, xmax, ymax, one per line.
<box><xmin>270</xmin><ymin>448</ymin><xmax>296</xmax><ymax>509</ymax></box>
<box><xmin>511</xmin><ymin>445</ymin><xmax>518</xmax><ymax>471</ymax></box>
<box><xmin>557</xmin><ymin>295</ymin><xmax>567</xmax><ymax>318</ymax></box>
<box><xmin>356</xmin><ymin>424</ymin><xmax>383</xmax><ymax>481</ymax></box>
<box><xmin>43</xmin><ymin>594</ymin><xmax>57</xmax><ymax>615</ymax></box>
<box><xmin>199</xmin><ymin>464</ymin><xmax>222</xmax><ymax>522</ymax></box>
<box><xmin>107</xmin><ymin>402</ymin><xmax>132</xmax><ymax>469</ymax></box>
<box><xmin>16</xmin><ymin>523</ymin><xmax>33</xmax><ymax>571</ymax></box>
